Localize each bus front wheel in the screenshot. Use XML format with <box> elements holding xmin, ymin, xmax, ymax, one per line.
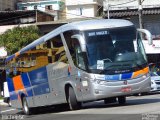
<box><xmin>68</xmin><ymin>87</ymin><xmax>81</xmax><ymax>110</ymax></box>
<box><xmin>22</xmin><ymin>97</ymin><xmax>32</xmax><ymax>115</ymax></box>
<box><xmin>118</xmin><ymin>96</ymin><xmax>126</xmax><ymax>105</ymax></box>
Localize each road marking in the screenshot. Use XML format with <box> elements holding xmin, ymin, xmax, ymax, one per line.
<box><xmin>1</xmin><ymin>108</ymin><xmax>16</xmax><ymax>113</ymax></box>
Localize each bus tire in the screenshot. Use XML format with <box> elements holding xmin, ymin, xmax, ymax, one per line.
<box><xmin>104</xmin><ymin>97</ymin><xmax>117</xmax><ymax>104</ymax></box>
<box><xmin>22</xmin><ymin>97</ymin><xmax>32</xmax><ymax>115</ymax></box>
<box><xmin>68</xmin><ymin>87</ymin><xmax>81</xmax><ymax>110</ymax></box>
<box><xmin>118</xmin><ymin>96</ymin><xmax>126</xmax><ymax>105</ymax></box>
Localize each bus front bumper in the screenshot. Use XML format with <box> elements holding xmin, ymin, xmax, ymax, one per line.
<box><xmin>82</xmin><ymin>75</ymin><xmax>151</xmax><ymax>101</ymax></box>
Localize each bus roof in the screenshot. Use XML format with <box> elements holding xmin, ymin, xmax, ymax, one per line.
<box><xmin>6</xmin><ymin>19</ymin><xmax>134</xmax><ymax>62</ymax></box>
<box><xmin>61</xmin><ymin>19</ymin><xmax>133</xmax><ymax>31</ymax></box>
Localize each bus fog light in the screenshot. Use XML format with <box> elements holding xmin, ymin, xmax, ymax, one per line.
<box><xmin>97</xmin><ymin>80</ymin><xmax>101</xmax><ymax>84</ymax></box>
<box><xmin>92</xmin><ymin>79</ymin><xmax>100</xmax><ymax>84</ymax></box>
<box><xmin>142</xmin><ymin>74</ymin><xmax>149</xmax><ymax>79</ymax></box>
<box><xmin>142</xmin><ymin>75</ymin><xmax>147</xmax><ymax>79</ymax></box>
<box><xmin>95</xmin><ymin>89</ymin><xmax>99</xmax><ymax>94</ymax></box>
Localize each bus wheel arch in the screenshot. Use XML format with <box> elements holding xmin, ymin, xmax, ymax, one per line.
<box><xmin>65</xmin><ymin>83</ymin><xmax>71</xmax><ymax>102</ymax></box>
<box><xmin>65</xmin><ymin>84</ymin><xmax>81</xmax><ymax>110</ymax></box>
<box><xmin>21</xmin><ymin>94</ymin><xmax>32</xmax><ymax>115</ymax></box>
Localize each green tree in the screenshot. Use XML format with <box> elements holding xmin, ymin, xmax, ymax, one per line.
<box><xmin>0</xmin><ymin>26</ymin><xmax>40</xmax><ymax>55</ymax></box>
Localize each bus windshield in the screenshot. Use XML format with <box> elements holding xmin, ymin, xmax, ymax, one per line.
<box><xmin>84</xmin><ymin>26</ymin><xmax>147</xmax><ymax>74</ymax></box>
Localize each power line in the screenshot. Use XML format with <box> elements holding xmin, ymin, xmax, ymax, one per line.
<box><xmin>60</xmin><ymin>10</ymin><xmax>100</xmax><ymax>19</ymax></box>
<box><xmin>109</xmin><ymin>0</ymin><xmax>137</xmax><ymax>6</ymax></box>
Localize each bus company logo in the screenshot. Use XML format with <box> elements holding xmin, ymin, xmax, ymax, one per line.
<box><xmin>115</xmin><ymin>69</ymin><xmax>130</xmax><ymax>74</ymax></box>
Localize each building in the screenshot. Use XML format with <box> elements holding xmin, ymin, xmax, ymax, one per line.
<box><xmin>0</xmin><ymin>0</ymin><xmax>17</xmax><ymax>11</ymax></box>
<box><xmin>17</xmin><ymin>0</ymin><xmax>65</xmax><ymax>20</ymax></box>
<box><xmin>65</xmin><ymin>0</ymin><xmax>103</xmax><ymax>19</ymax></box>
<box><xmin>104</xmin><ymin>0</ymin><xmax>160</xmax><ymax>10</ymax></box>
<box><xmin>103</xmin><ymin>0</ymin><xmax>160</xmax><ymax>40</ymax></box>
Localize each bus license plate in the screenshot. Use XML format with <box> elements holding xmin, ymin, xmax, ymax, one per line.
<box><xmin>121</xmin><ymin>86</ymin><xmax>131</xmax><ymax>92</ymax></box>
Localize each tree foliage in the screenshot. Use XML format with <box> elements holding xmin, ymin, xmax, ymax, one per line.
<box><xmin>0</xmin><ymin>26</ymin><xmax>40</xmax><ymax>55</ymax></box>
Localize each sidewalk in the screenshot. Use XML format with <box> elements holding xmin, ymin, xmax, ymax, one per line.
<box><xmin>0</xmin><ymin>99</ymin><xmax>8</xmax><ymax>106</ymax></box>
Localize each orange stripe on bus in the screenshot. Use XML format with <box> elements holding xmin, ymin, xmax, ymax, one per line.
<box><xmin>15</xmin><ymin>52</ymin><xmax>20</xmax><ymax>57</ymax></box>
<box><xmin>132</xmin><ymin>67</ymin><xmax>149</xmax><ymax>78</ymax></box>
<box><xmin>12</xmin><ymin>75</ymin><xmax>25</xmax><ymax>91</ymax></box>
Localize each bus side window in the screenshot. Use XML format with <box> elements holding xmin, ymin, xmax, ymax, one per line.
<box><xmin>63</xmin><ymin>30</ymin><xmax>80</xmax><ymax>65</ymax></box>
<box><xmin>75</xmin><ymin>45</ymin><xmax>86</xmax><ymax>70</ymax></box>
<box><xmin>49</xmin><ymin>35</ymin><xmax>68</xmax><ymax>64</ymax></box>
<box><xmin>69</xmin><ymin>38</ymin><xmax>86</xmax><ymax>70</ymax></box>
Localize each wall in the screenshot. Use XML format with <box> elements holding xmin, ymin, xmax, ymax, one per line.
<box><xmin>105</xmin><ymin>0</ymin><xmax>160</xmax><ymax>10</ymax></box>
<box><xmin>130</xmin><ymin>15</ymin><xmax>160</xmax><ymax>39</ymax></box>
<box><xmin>0</xmin><ymin>0</ymin><xmax>17</xmax><ymax>11</ymax></box>
<box><xmin>66</xmin><ymin>0</ymin><xmax>101</xmax><ymax>6</ymax></box>
<box><xmin>65</xmin><ymin>0</ymin><xmax>103</xmax><ymax>19</ymax></box>
<box><xmin>66</xmin><ymin>5</ymin><xmax>97</xmax><ymax>18</ymax></box>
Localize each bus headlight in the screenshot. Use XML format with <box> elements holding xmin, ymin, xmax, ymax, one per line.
<box><xmin>142</xmin><ymin>73</ymin><xmax>149</xmax><ymax>79</ymax></box>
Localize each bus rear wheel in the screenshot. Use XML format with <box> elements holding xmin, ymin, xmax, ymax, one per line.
<box><xmin>22</xmin><ymin>97</ymin><xmax>32</xmax><ymax>115</ymax></box>
<box><xmin>68</xmin><ymin>87</ymin><xmax>81</xmax><ymax>110</ymax></box>
<box><xmin>118</xmin><ymin>96</ymin><xmax>126</xmax><ymax>105</ymax></box>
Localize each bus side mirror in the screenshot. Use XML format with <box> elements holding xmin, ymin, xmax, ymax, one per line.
<box><xmin>71</xmin><ymin>34</ymin><xmax>86</xmax><ymax>52</ymax></box>
<box><xmin>137</xmin><ymin>29</ymin><xmax>152</xmax><ymax>45</ymax></box>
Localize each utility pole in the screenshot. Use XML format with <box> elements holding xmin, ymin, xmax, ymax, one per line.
<box><xmin>107</xmin><ymin>0</ymin><xmax>110</xmax><ymax>19</ymax></box>
<box><xmin>36</xmin><ymin>9</ymin><xmax>38</xmax><ymax>23</ymax></box>
<box><xmin>103</xmin><ymin>0</ymin><xmax>110</xmax><ymax>19</ymax></box>
<box><xmin>138</xmin><ymin>0</ymin><xmax>143</xmax><ymax>29</ymax></box>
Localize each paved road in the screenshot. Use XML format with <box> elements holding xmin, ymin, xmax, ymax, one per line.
<box><xmin>1</xmin><ymin>93</ymin><xmax>160</xmax><ymax>120</ymax></box>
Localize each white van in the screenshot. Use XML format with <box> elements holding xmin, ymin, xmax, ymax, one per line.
<box><xmin>1</xmin><ymin>82</ymin><xmax>11</xmax><ymax>106</ymax></box>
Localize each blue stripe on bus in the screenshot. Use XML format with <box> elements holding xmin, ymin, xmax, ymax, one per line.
<box><xmin>28</xmin><ymin>66</ymin><xmax>50</xmax><ymax>96</ymax></box>
<box><xmin>6</xmin><ymin>77</ymin><xmax>18</xmax><ymax>100</ymax></box>
<box><xmin>121</xmin><ymin>73</ymin><xmax>133</xmax><ymax>80</ymax></box>
<box><xmin>105</xmin><ymin>72</ymin><xmax>133</xmax><ymax>81</ymax></box>
<box><xmin>6</xmin><ymin>66</ymin><xmax>50</xmax><ymax>101</ymax></box>
<box><xmin>10</xmin><ymin>91</ymin><xmax>18</xmax><ymax>100</ymax></box>
<box><xmin>21</xmin><ymin>73</ymin><xmax>33</xmax><ymax>97</ymax></box>
<box><xmin>5</xmin><ymin>54</ymin><xmax>15</xmax><ymax>62</ymax></box>
<box><xmin>105</xmin><ymin>74</ymin><xmax>120</xmax><ymax>80</ymax></box>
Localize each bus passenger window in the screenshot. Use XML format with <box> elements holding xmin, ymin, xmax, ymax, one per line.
<box><xmin>55</xmin><ymin>46</ymin><xmax>68</xmax><ymax>63</ymax></box>
<box><xmin>47</xmin><ymin>35</ymin><xmax>68</xmax><ymax>64</ymax></box>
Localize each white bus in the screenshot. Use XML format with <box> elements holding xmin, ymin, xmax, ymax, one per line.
<box><xmin>5</xmin><ymin>19</ymin><xmax>152</xmax><ymax>115</ymax></box>
<box><xmin>1</xmin><ymin>82</ymin><xmax>11</xmax><ymax>106</ymax></box>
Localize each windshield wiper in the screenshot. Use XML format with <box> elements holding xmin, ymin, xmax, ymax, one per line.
<box><xmin>106</xmin><ymin>64</ymin><xmax>131</xmax><ymax>70</ymax></box>
<box><xmin>97</xmin><ymin>65</ymin><xmax>123</xmax><ymax>74</ymax></box>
